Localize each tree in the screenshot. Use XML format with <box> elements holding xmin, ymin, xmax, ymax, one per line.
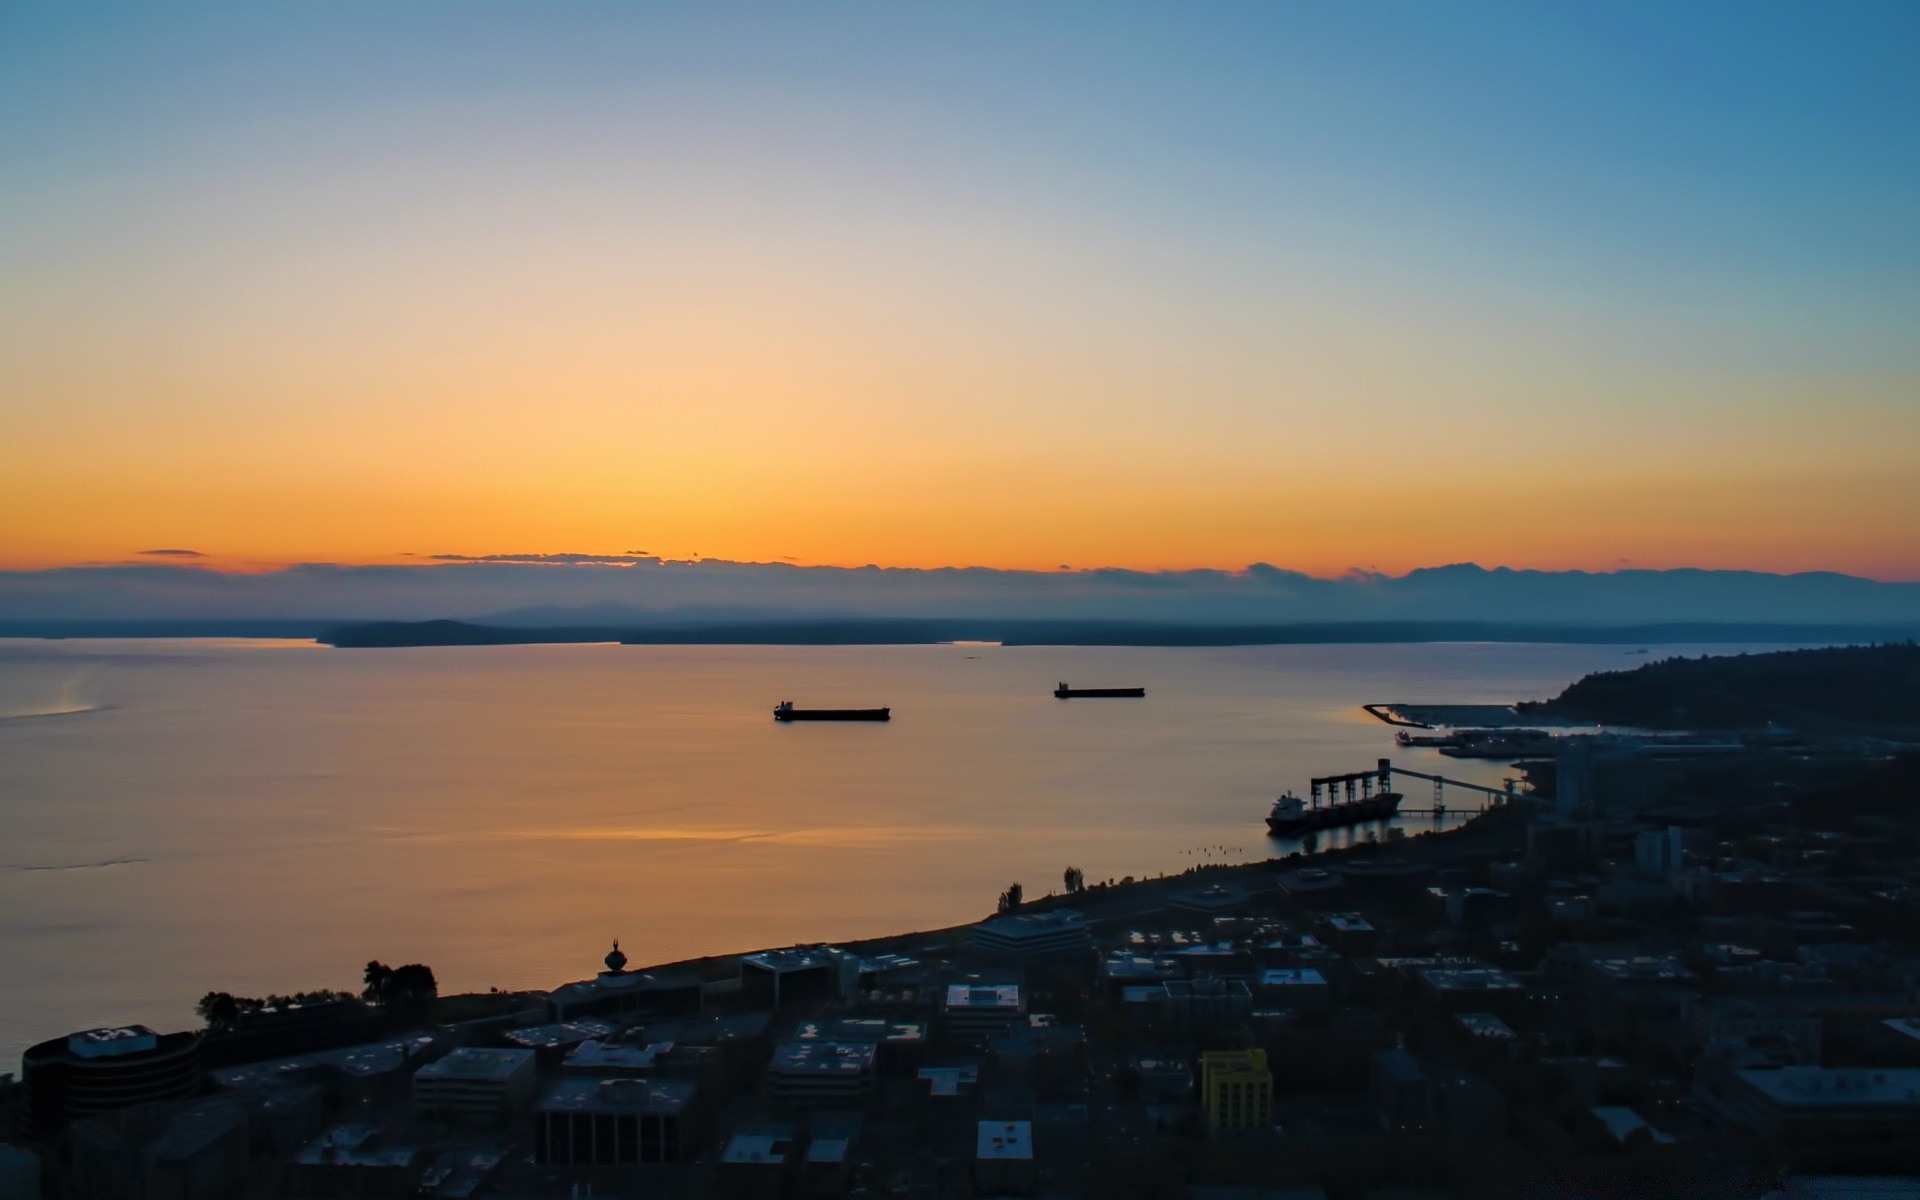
<box><xmin>1063</xmin><ymin>866</ymin><xmax>1085</xmax><ymax>893</ymax></box>
<box><xmin>362</xmin><ymin>960</ymin><xmax>436</xmax><ymax>1018</ymax></box>
<box><xmin>196</xmin><ymin>991</ymin><xmax>240</xmax><ymax>1030</ymax></box>
<box><xmin>1386</xmin><ymin>826</ymin><xmax>1407</xmax><ymax>843</ymax></box>
<box><xmin>998</xmin><ymin>882</ymin><xmax>1024</xmax><ymax>913</ymax></box>
<box><xmin>1301</xmin><ymin>832</ymin><xmax>1319</xmax><ymax>856</ymax></box>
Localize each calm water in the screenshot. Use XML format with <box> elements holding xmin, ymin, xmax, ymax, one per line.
<box><xmin>0</xmin><ymin>638</ymin><xmax>1795</xmax><ymax>1064</ymax></box>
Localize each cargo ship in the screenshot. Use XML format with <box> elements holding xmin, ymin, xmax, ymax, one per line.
<box><xmin>1265</xmin><ymin>788</ymin><xmax>1402</xmax><ymax>835</ymax></box>
<box><xmin>773</xmin><ymin>701</ymin><xmax>890</xmax><ymax>722</ymax></box>
<box><xmin>1054</xmin><ymin>683</ymin><xmax>1146</xmax><ymax>698</ymax></box>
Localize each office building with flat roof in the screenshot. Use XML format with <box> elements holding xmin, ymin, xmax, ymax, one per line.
<box><xmin>1709</xmin><ymin>1067</ymin><xmax>1920</xmax><ymax>1141</ymax></box>
<box><xmin>1200</xmin><ymin>1049</ymin><xmax>1272</xmax><ymax>1132</ymax></box>
<box><xmin>975</xmin><ymin>1120</ymin><xmax>1035</xmax><ymax>1195</ymax></box>
<box><xmin>971</xmin><ymin>909</ymin><xmax>1090</xmax><ymax>960</ymax></box>
<box><xmin>533</xmin><ymin>1076</ymin><xmax>698</xmax><ymax>1166</ymax></box>
<box><xmin>741</xmin><ymin>946</ymin><xmax>847</xmax><ymax>1010</ymax></box>
<box><xmin>941</xmin><ymin>983</ymin><xmax>1026</xmax><ymax>1039</ymax></box>
<box><xmin>412</xmin><ymin>1047</ymin><xmax>537</xmax><ymax>1121</ymax></box>
<box><xmin>766</xmin><ymin>1040</ymin><xmax>877</xmax><ymax>1107</ymax></box>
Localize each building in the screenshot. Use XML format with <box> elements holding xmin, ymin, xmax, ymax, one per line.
<box><xmin>411</xmin><ymin>1048</ymin><xmax>537</xmax><ymax>1121</ymax></box>
<box><xmin>975</xmin><ymin>1120</ymin><xmax>1035</xmax><ymax>1194</ymax></box>
<box><xmin>941</xmin><ymin>983</ymin><xmax>1025</xmax><ymax>1040</ymax></box>
<box><xmin>1416</xmin><ymin>965</ymin><xmax>1526</xmax><ymax>1012</ymax></box>
<box><xmin>804</xmin><ymin>1135</ymin><xmax>855</xmax><ymax>1196</ymax></box>
<box><xmin>532</xmin><ymin>1076</ymin><xmax>699</xmax><ymax>1166</ymax></box>
<box><xmin>498</xmin><ymin>1019</ymin><xmax>621</xmax><ymax>1058</ymax></box>
<box><xmin>970</xmin><ymin>909</ymin><xmax>1090</xmax><ymax>960</ymax></box>
<box><xmin>1372</xmin><ymin>1049</ymin><xmax>1434</xmax><ymax>1133</ymax></box>
<box><xmin>1163</xmin><ymin>978</ymin><xmax>1255</xmax><ymax>1032</ymax></box>
<box><xmin>722</xmin><ymin>1131</ymin><xmax>798</xmax><ymax>1199</ymax></box>
<box><xmin>765</xmin><ymin>1041</ymin><xmax>877</xmax><ymax>1107</ymax></box>
<box><xmin>1455</xmin><ymin>1013</ymin><xmax>1517</xmax><ymax>1042</ymax></box>
<box><xmin>1708</xmin><ymin>1067</ymin><xmax>1920</xmax><ymax>1141</ymax></box>
<box><xmin>198</xmin><ymin>997</ymin><xmax>381</xmax><ymax>1069</ymax></box>
<box><xmin>797</xmin><ymin>1016</ymin><xmax>927</xmax><ymax>1073</ymax></box>
<box><xmin>1172</xmin><ymin>884</ymin><xmax>1252</xmax><ymax>916</ymax></box>
<box><xmin>741</xmin><ymin>946</ymin><xmax>847</xmax><ymax>1011</ymax></box>
<box><xmin>66</xmin><ymin>1094</ymin><xmax>252</xmax><ymax>1200</ymax></box>
<box><xmin>284</xmin><ymin>1125</ymin><xmax>422</xmax><ymax>1199</ymax></box>
<box><xmin>1435</xmin><ymin>1072</ymin><xmax>1507</xmax><ymax>1139</ymax></box>
<box><xmin>1636</xmin><ymin>826</ymin><xmax>1687</xmax><ymax>880</ymax></box>
<box><xmin>1444</xmin><ymin>887</ymin><xmax>1508</xmax><ymax>929</ymax></box>
<box><xmin>1590</xmin><ymin>1105</ymin><xmax>1675</xmax><ymax>1146</ymax></box>
<box><xmin>22</xmin><ymin>1026</ymin><xmax>202</xmax><ymax>1138</ymax></box>
<box><xmin>1132</xmin><ymin>1057</ymin><xmax>1193</xmax><ymax>1104</ymax></box>
<box><xmin>546</xmin><ymin>945</ymin><xmax>704</xmax><ymax>1022</ymax></box>
<box><xmin>562</xmin><ymin>1038</ymin><xmax>674</xmax><ymax>1077</ymax></box>
<box><xmin>1317</xmin><ymin>913</ymin><xmax>1377</xmax><ymax>954</ymax></box>
<box><xmin>0</xmin><ymin>1143</ymin><xmax>40</xmax><ymax>1200</ymax></box>
<box><xmin>209</xmin><ymin>1033</ymin><xmax>444</xmax><ymax>1106</ymax></box>
<box><xmin>1100</xmin><ymin>953</ymin><xmax>1182</xmax><ymax>998</ymax></box>
<box><xmin>1200</xmin><ymin>1049</ymin><xmax>1272</xmax><ymax>1133</ymax></box>
<box><xmin>1258</xmin><ymin>969</ymin><xmax>1330</xmax><ymax>1012</ymax></box>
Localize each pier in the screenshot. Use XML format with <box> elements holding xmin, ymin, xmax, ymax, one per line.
<box><xmin>1312</xmin><ymin>758</ymin><xmax>1522</xmax><ymax>820</ymax></box>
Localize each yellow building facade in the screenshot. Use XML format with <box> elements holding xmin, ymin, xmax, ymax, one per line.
<box><xmin>1200</xmin><ymin>1048</ymin><xmax>1272</xmax><ymax>1131</ymax></box>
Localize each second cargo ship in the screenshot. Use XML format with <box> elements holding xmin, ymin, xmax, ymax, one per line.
<box><xmin>774</xmin><ymin>701</ymin><xmax>890</xmax><ymax>722</ymax></box>
<box><xmin>1054</xmin><ymin>682</ymin><xmax>1146</xmax><ymax>698</ymax></box>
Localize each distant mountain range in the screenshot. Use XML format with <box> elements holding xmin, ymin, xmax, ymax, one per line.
<box><xmin>0</xmin><ymin>560</ymin><xmax>1916</xmax><ymax>641</ymax></box>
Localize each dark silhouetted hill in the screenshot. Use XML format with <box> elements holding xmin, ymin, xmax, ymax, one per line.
<box><xmin>1518</xmin><ymin>642</ymin><xmax>1920</xmax><ymax>730</ymax></box>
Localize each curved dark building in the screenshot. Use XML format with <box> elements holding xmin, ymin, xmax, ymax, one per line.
<box><xmin>23</xmin><ymin>1025</ymin><xmax>202</xmax><ymax>1137</ymax></box>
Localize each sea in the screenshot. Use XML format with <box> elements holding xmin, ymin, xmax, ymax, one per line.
<box><xmin>0</xmin><ymin>637</ymin><xmax>1811</xmax><ymax>1064</ymax></box>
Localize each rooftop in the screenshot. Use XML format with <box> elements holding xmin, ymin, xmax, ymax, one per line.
<box><xmin>796</xmin><ymin>1017</ymin><xmax>923</xmax><ymax>1045</ymax></box>
<box><xmin>1456</xmin><ymin>1013</ymin><xmax>1517</xmax><ymax>1040</ymax></box>
<box><xmin>743</xmin><ymin>945</ymin><xmax>843</xmax><ymax>973</ymax></box>
<box><xmin>536</xmin><ymin>1075</ymin><xmax>696</xmax><ymax>1116</ymax></box>
<box><xmin>918</xmin><ymin>1065</ymin><xmax>979</xmax><ymax>1096</ymax></box>
<box><xmin>1174</xmin><ymin>883</ymin><xmax>1251</xmax><ymax>911</ymax></box>
<box><xmin>807</xmin><ymin>1137</ymin><xmax>852</xmax><ymax>1165</ymax></box>
<box><xmin>500</xmin><ymin>1020</ymin><xmax>620</xmax><ymax>1050</ymax></box>
<box><xmin>769</xmin><ymin>1040</ymin><xmax>877</xmax><ymax>1076</ymax></box>
<box><xmin>1591</xmin><ymin>1106</ymin><xmax>1675</xmax><ymax>1145</ymax></box>
<box><xmin>211</xmin><ymin>1034</ymin><xmax>441</xmax><ymax>1090</ymax></box>
<box><xmin>1589</xmin><ymin>956</ymin><xmax>1696</xmax><ymax>984</ymax></box>
<box><xmin>66</xmin><ymin>1025</ymin><xmax>159</xmax><ymax>1060</ymax></box>
<box><xmin>1420</xmin><ymin>966</ymin><xmax>1524</xmax><ymax>993</ymax></box>
<box><xmin>562</xmin><ymin>1038</ymin><xmax>673</xmax><ymax>1072</ymax></box>
<box><xmin>974</xmin><ymin>909</ymin><xmax>1088</xmax><ymax>940</ymax></box>
<box><xmin>945</xmin><ymin>983</ymin><xmax>1022</xmax><ymax>1011</ymax></box>
<box><xmin>293</xmin><ymin>1125</ymin><xmax>418</xmax><ymax>1170</ymax></box>
<box><xmin>1261</xmin><ymin>969</ymin><xmax>1327</xmax><ymax>987</ymax></box>
<box><xmin>415</xmin><ymin>1047</ymin><xmax>533</xmax><ymax>1083</ymax></box>
<box><xmin>977</xmin><ymin>1120</ymin><xmax>1033</xmax><ymax>1161</ymax></box>
<box><xmin>721</xmin><ymin>1132</ymin><xmax>794</xmax><ymax>1165</ymax></box>
<box><xmin>1738</xmin><ymin>1067</ymin><xmax>1920</xmax><ymax>1108</ymax></box>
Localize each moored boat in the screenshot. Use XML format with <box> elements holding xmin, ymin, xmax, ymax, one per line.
<box><xmin>1265</xmin><ymin>788</ymin><xmax>1403</xmax><ymax>835</ymax></box>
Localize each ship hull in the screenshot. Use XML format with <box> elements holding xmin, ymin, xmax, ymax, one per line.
<box><xmin>1054</xmin><ymin>687</ymin><xmax>1146</xmax><ymax>698</ymax></box>
<box><xmin>1266</xmin><ymin>792</ymin><xmax>1402</xmax><ymax>835</ymax></box>
<box><xmin>775</xmin><ymin>708</ymin><xmax>890</xmax><ymax>722</ymax></box>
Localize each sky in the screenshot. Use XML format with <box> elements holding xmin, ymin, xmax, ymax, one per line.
<box><xmin>3</xmin><ymin>2</ymin><xmax>1917</xmax><ymax>578</ymax></box>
